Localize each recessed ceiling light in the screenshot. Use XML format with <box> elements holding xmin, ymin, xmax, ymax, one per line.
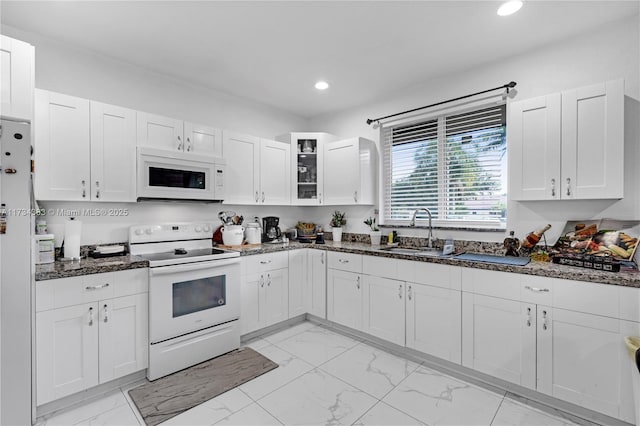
<box><xmin>315</xmin><ymin>81</ymin><xmax>329</xmax><ymax>90</ymax></box>
<box><xmin>497</xmin><ymin>0</ymin><xmax>523</xmax><ymax>16</ymax></box>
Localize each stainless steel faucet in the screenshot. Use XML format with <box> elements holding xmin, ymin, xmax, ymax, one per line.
<box><xmin>409</xmin><ymin>208</ymin><xmax>434</xmax><ymax>248</ymax></box>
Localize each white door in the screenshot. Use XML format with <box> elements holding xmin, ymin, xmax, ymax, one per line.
<box><xmin>136</xmin><ymin>112</ymin><xmax>184</xmax><ymax>151</ymax></box>
<box><xmin>288</xmin><ymin>250</ymin><xmax>308</xmax><ymax>318</ymax></box>
<box><xmin>289</xmin><ymin>133</ymin><xmax>326</xmax><ymax>206</ymax></box>
<box><xmin>36</xmin><ymin>303</ymin><xmax>98</xmax><ymax>405</ymax></box>
<box><xmin>509</xmin><ymin>94</ymin><xmax>561</xmax><ymax>200</ymax></box>
<box><xmin>362</xmin><ymin>275</ymin><xmax>405</xmax><ymax>346</ymax></box>
<box><xmin>240</xmin><ymin>273</ymin><xmax>262</xmax><ymax>335</ymax></box>
<box><xmin>261</xmin><ymin>268</ymin><xmax>289</xmax><ymax>328</ymax></box>
<box><xmin>308</xmin><ymin>250</ymin><xmax>327</xmax><ymax>318</ymax></box>
<box><xmin>34</xmin><ymin>90</ymin><xmax>91</xmax><ymax>201</ymax></box>
<box><xmin>536</xmin><ymin>307</ymin><xmax>638</xmax><ymax>422</ymax></box>
<box><xmin>184</xmin><ymin>122</ymin><xmax>222</xmax><ymax>156</ymax></box>
<box><xmin>407</xmin><ymin>283</ymin><xmax>462</xmax><ymax>364</ymax></box>
<box><xmin>327</xmin><ymin>269</ymin><xmax>362</xmax><ymax>330</ymax></box>
<box><xmin>90</xmin><ymin>101</ymin><xmax>137</xmax><ymax>202</ymax></box>
<box><xmin>462</xmin><ymin>293</ymin><xmax>536</xmax><ymax>389</ymax></box>
<box><xmin>260</xmin><ymin>139</ymin><xmax>291</xmax><ymax>205</ymax></box>
<box><xmin>98</xmin><ymin>294</ymin><xmax>148</xmax><ymax>383</ymax></box>
<box><xmin>0</xmin><ymin>35</ymin><xmax>33</xmax><ymax>120</ymax></box>
<box><xmin>222</xmin><ymin>131</ymin><xmax>260</xmax><ymax>204</ymax></box>
<box><xmin>561</xmin><ymin>79</ymin><xmax>624</xmax><ymax>199</ymax></box>
<box><xmin>324</xmin><ymin>138</ymin><xmax>360</xmax><ymax>205</ymax></box>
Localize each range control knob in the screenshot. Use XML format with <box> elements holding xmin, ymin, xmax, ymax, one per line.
<box><xmin>195</xmin><ymin>225</ymin><xmax>203</xmax><ymax>232</ymax></box>
<box><xmin>145</xmin><ymin>228</ymin><xmax>154</xmax><ymax>235</ymax></box>
<box><xmin>134</xmin><ymin>229</ymin><xmax>143</xmax><ymax>236</ymax></box>
<box><xmin>203</xmin><ymin>225</ymin><xmax>211</xmax><ymax>232</ymax></box>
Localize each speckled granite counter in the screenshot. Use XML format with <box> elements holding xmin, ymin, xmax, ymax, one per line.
<box><xmin>35</xmin><ymin>255</ymin><xmax>149</xmax><ymax>281</ymax></box>
<box><xmin>235</xmin><ymin>241</ymin><xmax>640</xmax><ymax>288</ymax></box>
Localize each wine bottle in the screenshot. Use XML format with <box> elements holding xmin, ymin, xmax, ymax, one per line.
<box><xmin>521</xmin><ymin>224</ymin><xmax>551</xmax><ymax>250</ymax></box>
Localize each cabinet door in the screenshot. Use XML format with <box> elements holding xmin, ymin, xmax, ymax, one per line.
<box><xmin>362</xmin><ymin>275</ymin><xmax>405</xmax><ymax>346</ymax></box>
<box><xmin>184</xmin><ymin>122</ymin><xmax>222</xmax><ymax>156</ymax></box>
<box><xmin>462</xmin><ymin>293</ymin><xmax>536</xmax><ymax>389</ymax></box>
<box><xmin>291</xmin><ymin>133</ymin><xmax>324</xmax><ymax>205</ymax></box>
<box><xmin>308</xmin><ymin>250</ymin><xmax>327</xmax><ymax>318</ymax></box>
<box><xmin>0</xmin><ymin>35</ymin><xmax>34</xmax><ymax>120</ymax></box>
<box><xmin>136</xmin><ymin>112</ymin><xmax>184</xmax><ymax>151</ymax></box>
<box><xmin>36</xmin><ymin>303</ymin><xmax>99</xmax><ymax>405</ymax></box>
<box><xmin>90</xmin><ymin>101</ymin><xmax>137</xmax><ymax>202</ymax></box>
<box><xmin>509</xmin><ymin>94</ymin><xmax>561</xmax><ymax>200</ymax></box>
<box><xmin>288</xmin><ymin>250</ymin><xmax>308</xmax><ymax>318</ymax></box>
<box><xmin>99</xmin><ymin>294</ymin><xmax>148</xmax><ymax>383</ymax></box>
<box><xmin>323</xmin><ymin>138</ymin><xmax>360</xmax><ymax>205</ymax></box>
<box><xmin>407</xmin><ymin>283</ymin><xmax>461</xmax><ymax>363</ymax></box>
<box><xmin>260</xmin><ymin>138</ymin><xmax>291</xmax><ymax>205</ymax></box>
<box><xmin>537</xmin><ymin>307</ymin><xmax>638</xmax><ymax>422</ymax></box>
<box><xmin>222</xmin><ymin>131</ymin><xmax>260</xmax><ymax>204</ymax></box>
<box><xmin>34</xmin><ymin>90</ymin><xmax>91</xmax><ymax>201</ymax></box>
<box><xmin>262</xmin><ymin>268</ymin><xmax>289</xmax><ymax>328</ymax></box>
<box><xmin>561</xmin><ymin>79</ymin><xmax>624</xmax><ymax>199</ymax></box>
<box><xmin>240</xmin><ymin>273</ymin><xmax>262</xmax><ymax>335</ymax></box>
<box><xmin>327</xmin><ymin>269</ymin><xmax>362</xmax><ymax>330</ymax></box>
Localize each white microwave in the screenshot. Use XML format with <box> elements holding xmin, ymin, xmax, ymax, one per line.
<box><xmin>137</xmin><ymin>147</ymin><xmax>225</xmax><ymax>201</ymax></box>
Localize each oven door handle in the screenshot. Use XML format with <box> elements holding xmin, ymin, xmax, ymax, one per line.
<box><xmin>149</xmin><ymin>258</ymin><xmax>240</xmax><ymax>276</ymax></box>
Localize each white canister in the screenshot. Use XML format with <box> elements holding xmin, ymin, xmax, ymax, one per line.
<box><xmin>222</xmin><ymin>225</ymin><xmax>245</xmax><ymax>246</ymax></box>
<box><xmin>245</xmin><ymin>222</ymin><xmax>262</xmax><ymax>245</ymax></box>
<box><xmin>33</xmin><ymin>234</ymin><xmax>55</xmax><ymax>264</ymax></box>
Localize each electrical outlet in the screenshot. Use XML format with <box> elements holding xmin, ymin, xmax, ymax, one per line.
<box><xmin>374</xmin><ymin>209</ymin><xmax>379</xmax><ymax>215</ymax></box>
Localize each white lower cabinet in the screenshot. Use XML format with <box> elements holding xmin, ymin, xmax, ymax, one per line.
<box><xmin>288</xmin><ymin>249</ymin><xmax>308</xmax><ymax>318</ymax></box>
<box><xmin>407</xmin><ymin>283</ymin><xmax>461</xmax><ymax>363</ymax></box>
<box><xmin>327</xmin><ymin>269</ymin><xmax>363</xmax><ymax>331</ymax></box>
<box><xmin>308</xmin><ymin>250</ymin><xmax>327</xmax><ymax>318</ymax></box>
<box><xmin>35</xmin><ymin>269</ymin><xmax>148</xmax><ymax>405</ymax></box>
<box><xmin>362</xmin><ymin>275</ymin><xmax>405</xmax><ymax>346</ymax></box>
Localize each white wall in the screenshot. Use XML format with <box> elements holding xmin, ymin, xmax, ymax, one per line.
<box><xmin>310</xmin><ymin>15</ymin><xmax>640</xmax><ymax>244</ymax></box>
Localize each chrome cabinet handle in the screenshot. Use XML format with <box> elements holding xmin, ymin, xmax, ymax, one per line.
<box><xmin>177</xmin><ymin>135</ymin><xmax>183</xmax><ymax>151</ymax></box>
<box><xmin>319</xmin><ymin>193</ymin><xmax>322</xmax><ymax>204</ymax></box>
<box><xmin>260</xmin><ymin>275</ymin><xmax>264</xmax><ymax>288</ymax></box>
<box><xmin>261</xmin><ymin>191</ymin><xmax>265</xmax><ymax>203</ymax></box>
<box><xmin>542</xmin><ymin>310</ymin><xmax>549</xmax><ymax>331</ymax></box>
<box><xmin>86</xmin><ymin>283</ymin><xmax>110</xmax><ymax>290</ymax></box>
<box><xmin>186</xmin><ymin>137</ymin><xmax>191</xmax><ymax>152</ymax></box>
<box><xmin>338</xmin><ymin>259</ymin><xmax>349</xmax><ymax>263</ymax></box>
<box><xmin>82</xmin><ymin>180</ymin><xmax>86</xmax><ymax>198</ymax></box>
<box><xmin>398</xmin><ymin>284</ymin><xmax>402</xmax><ymax>299</ymax></box>
<box><xmin>566</xmin><ymin>178</ymin><xmax>571</xmax><ymax>196</ymax></box>
<box><xmin>356</xmin><ymin>276</ymin><xmax>360</xmax><ymax>289</ymax></box>
<box><xmin>321</xmin><ymin>252</ymin><xmax>324</xmax><ymax>264</ymax></box>
<box><xmin>354</xmin><ymin>190</ymin><xmax>358</xmax><ymax>203</ymax></box>
<box><xmin>255</xmin><ymin>191</ymin><xmax>259</xmax><ymax>203</ymax></box>
<box><xmin>267</xmin><ymin>273</ymin><xmax>271</xmax><ymax>287</ymax></box>
<box><xmin>524</xmin><ymin>286</ymin><xmax>549</xmax><ymax>293</ymax></box>
<box><xmin>89</xmin><ymin>307</ymin><xmax>94</xmax><ymax>326</ymax></box>
<box><xmin>103</xmin><ymin>304</ymin><xmax>108</xmax><ymax>323</ymax></box>
<box><xmin>526</xmin><ymin>307</ymin><xmax>532</xmax><ymax>327</ymax></box>
<box><xmin>408</xmin><ymin>285</ymin><xmax>412</xmax><ymax>300</ymax></box>
<box><xmin>551</xmin><ymin>178</ymin><xmax>556</xmax><ymax>197</ymax></box>
<box><xmin>259</xmin><ymin>260</ymin><xmax>272</xmax><ymax>264</ymax></box>
<box><xmin>95</xmin><ymin>181</ymin><xmax>100</xmax><ymax>199</ymax></box>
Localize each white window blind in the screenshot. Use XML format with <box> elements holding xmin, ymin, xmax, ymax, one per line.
<box><xmin>382</xmin><ymin>104</ymin><xmax>507</xmax><ymax>229</ymax></box>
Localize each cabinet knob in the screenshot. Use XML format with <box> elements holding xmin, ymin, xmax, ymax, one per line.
<box><xmin>398</xmin><ymin>284</ymin><xmax>402</xmax><ymax>299</ymax></box>
<box><xmin>260</xmin><ymin>275</ymin><xmax>264</xmax><ymax>288</ymax></box>
<box><xmin>408</xmin><ymin>285</ymin><xmax>412</xmax><ymax>300</ymax></box>
<box><xmin>356</xmin><ymin>276</ymin><xmax>360</xmax><ymax>289</ymax></box>
<box><xmin>177</xmin><ymin>135</ymin><xmax>183</xmax><ymax>151</ymax></box>
<box><xmin>95</xmin><ymin>181</ymin><xmax>100</xmax><ymax>199</ymax></box>
<box><xmin>81</xmin><ymin>180</ymin><xmax>86</xmax><ymax>198</ymax></box>
<box><xmin>551</xmin><ymin>178</ymin><xmax>556</xmax><ymax>197</ymax></box>
<box><xmin>186</xmin><ymin>137</ymin><xmax>191</xmax><ymax>152</ymax></box>
<box><xmin>542</xmin><ymin>310</ymin><xmax>549</xmax><ymax>331</ymax></box>
<box><xmin>321</xmin><ymin>253</ymin><xmax>324</xmax><ymax>264</ymax></box>
<box><xmin>354</xmin><ymin>191</ymin><xmax>358</xmax><ymax>203</ymax></box>
<box><xmin>255</xmin><ymin>191</ymin><xmax>259</xmax><ymax>203</ymax></box>
<box><xmin>88</xmin><ymin>307</ymin><xmax>94</xmax><ymax>326</ymax></box>
<box><xmin>262</xmin><ymin>191</ymin><xmax>265</xmax><ymax>203</ymax></box>
<box><xmin>267</xmin><ymin>273</ymin><xmax>271</xmax><ymax>287</ymax></box>
<box><xmin>319</xmin><ymin>193</ymin><xmax>322</xmax><ymax>204</ymax></box>
<box><xmin>103</xmin><ymin>304</ymin><xmax>108</xmax><ymax>323</ymax></box>
<box><xmin>526</xmin><ymin>307</ymin><xmax>532</xmax><ymax>327</ymax></box>
<box><xmin>566</xmin><ymin>178</ymin><xmax>571</xmax><ymax>196</ymax></box>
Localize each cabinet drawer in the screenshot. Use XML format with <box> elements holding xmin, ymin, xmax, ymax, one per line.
<box><xmin>362</xmin><ymin>255</ymin><xmax>397</xmax><ymax>280</ymax></box>
<box><xmin>461</xmin><ymin>268</ymin><xmax>521</xmax><ymax>301</ymax></box>
<box><xmin>36</xmin><ymin>269</ymin><xmax>148</xmax><ymax>312</ymax></box>
<box><xmin>327</xmin><ymin>252</ymin><xmax>362</xmax><ymax>273</ymax></box>
<box><xmin>241</xmin><ymin>251</ymin><xmax>288</xmax><ymax>274</ymax></box>
<box><xmin>553</xmin><ymin>279</ymin><xmax>620</xmax><ymax>318</ymax></box>
<box><xmin>413</xmin><ymin>263</ymin><xmax>461</xmax><ymax>290</ymax></box>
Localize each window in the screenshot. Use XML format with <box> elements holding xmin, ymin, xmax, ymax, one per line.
<box><xmin>382</xmin><ymin>104</ymin><xmax>507</xmax><ymax>229</ymax></box>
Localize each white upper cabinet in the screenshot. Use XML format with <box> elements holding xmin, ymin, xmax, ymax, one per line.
<box><xmin>184</xmin><ymin>122</ymin><xmax>222</xmax><ymax>156</ymax></box>
<box><xmin>323</xmin><ymin>137</ymin><xmax>377</xmax><ymax>205</ymax></box>
<box><xmin>0</xmin><ymin>35</ymin><xmax>34</xmax><ymax>120</ymax></box>
<box><xmin>90</xmin><ymin>101</ymin><xmax>137</xmax><ymax>202</ymax></box>
<box><xmin>35</xmin><ymin>90</ymin><xmax>91</xmax><ymax>201</ymax></box>
<box><xmin>136</xmin><ymin>112</ymin><xmax>184</xmax><ymax>151</ymax></box>
<box><xmin>222</xmin><ymin>130</ymin><xmax>290</xmax><ymax>205</ymax></box>
<box><xmin>561</xmin><ymin>80</ymin><xmax>624</xmax><ymax>199</ymax></box>
<box><xmin>510</xmin><ymin>79</ymin><xmax>624</xmax><ymax>201</ymax></box>
<box><xmin>35</xmin><ymin>90</ymin><xmax>137</xmax><ymax>202</ymax></box>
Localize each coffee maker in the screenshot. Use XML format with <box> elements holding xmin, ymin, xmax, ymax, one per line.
<box><xmin>262</xmin><ymin>216</ymin><xmax>282</xmax><ymax>242</ymax></box>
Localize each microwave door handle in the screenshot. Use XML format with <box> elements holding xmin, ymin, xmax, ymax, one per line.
<box><xmin>149</xmin><ymin>258</ymin><xmax>240</xmax><ymax>276</ymax></box>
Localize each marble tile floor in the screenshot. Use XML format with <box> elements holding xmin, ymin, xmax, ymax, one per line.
<box><xmin>37</xmin><ymin>321</ymin><xmax>601</xmax><ymax>426</ymax></box>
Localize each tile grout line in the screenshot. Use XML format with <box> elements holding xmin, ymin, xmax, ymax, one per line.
<box><xmin>489</xmin><ymin>394</ymin><xmax>506</xmax><ymax>425</ymax></box>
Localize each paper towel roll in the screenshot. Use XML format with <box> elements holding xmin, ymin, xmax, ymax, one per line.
<box><xmin>64</xmin><ymin>218</ymin><xmax>82</xmax><ymax>260</ymax></box>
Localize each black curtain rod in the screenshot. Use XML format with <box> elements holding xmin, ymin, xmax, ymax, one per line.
<box><xmin>366</xmin><ymin>81</ymin><xmax>517</xmax><ymax>126</ymax></box>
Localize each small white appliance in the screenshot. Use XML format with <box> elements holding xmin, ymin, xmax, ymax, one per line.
<box><xmin>129</xmin><ymin>222</ymin><xmax>241</xmax><ymax>381</ymax></box>
<box><xmin>137</xmin><ymin>147</ymin><xmax>226</xmax><ymax>201</ymax></box>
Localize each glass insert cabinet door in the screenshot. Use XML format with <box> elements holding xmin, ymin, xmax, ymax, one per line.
<box><xmin>173</xmin><ymin>275</ymin><xmax>226</xmax><ymax>318</ymax></box>
<box><xmin>296</xmin><ymin>138</ymin><xmax>319</xmax><ymax>201</ymax></box>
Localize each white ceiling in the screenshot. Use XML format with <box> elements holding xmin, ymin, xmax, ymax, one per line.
<box><xmin>1</xmin><ymin>1</ymin><xmax>638</xmax><ymax>118</ymax></box>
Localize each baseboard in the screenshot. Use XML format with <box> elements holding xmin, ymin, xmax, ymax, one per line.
<box><xmin>240</xmin><ymin>314</ymin><xmax>307</xmax><ymax>343</ymax></box>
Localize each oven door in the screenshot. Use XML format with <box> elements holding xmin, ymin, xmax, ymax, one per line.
<box><xmin>148</xmin><ymin>257</ymin><xmax>240</xmax><ymax>343</ymax></box>
<box><xmin>137</xmin><ymin>147</ymin><xmax>224</xmax><ymax>201</ymax></box>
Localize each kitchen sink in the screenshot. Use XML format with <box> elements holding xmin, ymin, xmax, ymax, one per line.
<box><xmin>377</xmin><ymin>246</ymin><xmax>453</xmax><ymax>257</ymax></box>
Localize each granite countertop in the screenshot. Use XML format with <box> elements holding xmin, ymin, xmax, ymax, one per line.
<box><xmin>35</xmin><ymin>254</ymin><xmax>149</xmax><ymax>281</ymax></box>
<box><xmin>236</xmin><ymin>241</ymin><xmax>640</xmax><ymax>288</ymax></box>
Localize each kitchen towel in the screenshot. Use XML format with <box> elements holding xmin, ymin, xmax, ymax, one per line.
<box><xmin>63</xmin><ymin>218</ymin><xmax>81</xmax><ymax>259</ymax></box>
<box><xmin>128</xmin><ymin>347</ymin><xmax>278</xmax><ymax>426</ymax></box>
